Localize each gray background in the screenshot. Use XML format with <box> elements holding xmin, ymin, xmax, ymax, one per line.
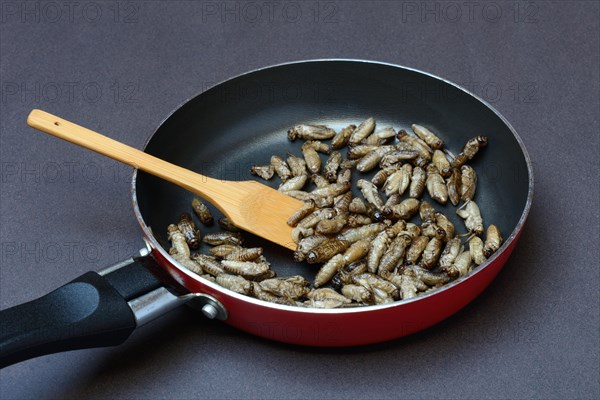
<box><xmin>1</xmin><ymin>1</ymin><xmax>598</xmax><ymax>399</ymax></box>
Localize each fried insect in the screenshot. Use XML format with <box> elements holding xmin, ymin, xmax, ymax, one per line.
<box><xmin>367</xmin><ymin>230</ymin><xmax>390</xmax><ymax>273</ymax></box>
<box><xmin>331</xmin><ymin>124</ymin><xmax>356</xmax><ymax>149</ymax></box>
<box><xmin>286</xmin><ymin>154</ymin><xmax>308</xmax><ymax>177</ymax></box>
<box><xmin>287</xmin><ymin>200</ymin><xmax>316</xmax><ymax>227</ymax></box>
<box><xmin>377</xmin><ymin>234</ymin><xmax>412</xmax><ymax>274</ymax></box>
<box><xmin>411</xmin><ymin>124</ymin><xmax>443</xmax><ymax>150</ymax></box>
<box><xmin>385</xmin><ymin>220</ymin><xmax>407</xmax><ymax>238</ymax></box>
<box><xmin>339</xmin><ymin>158</ymin><xmax>359</xmax><ymax>169</ymax></box>
<box><xmin>421</xmin><ymin>221</ymin><xmax>446</xmax><ymax>240</ymax></box>
<box><xmin>254</xmin><ymin>268</ymin><xmax>277</xmax><ymax>282</ymax></box>
<box><xmin>270</xmin><ymin>155</ymin><xmax>292</xmax><ymax>182</ymax></box>
<box><xmin>460</xmin><ymin>165</ymin><xmax>477</xmax><ymax>201</ymax></box>
<box><xmin>347</xmin><ymin>144</ymin><xmax>379</xmax><ymax>160</ymax></box>
<box><xmin>456</xmin><ymin>200</ymin><xmax>484</xmax><ymax>235</ymax></box>
<box><xmin>405</xmin><ymin>235</ymin><xmax>430</xmax><ymax>265</ymax></box>
<box><xmin>192</xmin><ymin>198</ymin><xmax>214</xmax><ymax>225</ymax></box>
<box><xmin>342</xmin><ymin>239</ymin><xmax>371</xmax><ymax>265</ymax></box>
<box><xmin>333</xmin><ymin>192</ymin><xmax>352</xmax><ymax>215</ymax></box>
<box><xmin>336</xmin><ymin>168</ymin><xmax>352</xmax><ymax>185</ymax></box>
<box><xmin>336</xmin><ymin>223</ymin><xmax>385</xmax><ymax>243</ymax></box>
<box><xmin>209</xmin><ymin>244</ymin><xmax>242</xmax><ymax>258</ymax></box>
<box><xmin>314</xmin><ymin>254</ymin><xmax>345</xmax><ymax>287</ymax></box>
<box><xmin>363</xmin><ymin>126</ymin><xmax>396</xmax><ymax>145</ymax></box>
<box><xmin>296</xmin><ymin>208</ymin><xmax>336</xmax><ymax>229</ymax></box>
<box><xmin>259</xmin><ymin>276</ymin><xmax>310</xmax><ymax>299</ymax></box>
<box><xmin>216</xmin><ymin>274</ymin><xmax>252</xmax><ymax>295</ymax></box>
<box><xmin>383</xmin><ymin>164</ymin><xmax>412</xmax><ymax>196</ymax></box>
<box><xmin>324</xmin><ymin>151</ymin><xmax>343</xmax><ymax>182</ymax></box>
<box><xmin>291</xmin><ymin>227</ymin><xmax>313</xmax><ymax>243</ymax></box>
<box><xmin>469</xmin><ymin>235</ymin><xmax>486</xmax><ymax>265</ymax></box>
<box><xmin>287</xmin><ymin>124</ymin><xmax>336</xmax><ymax>141</ymax></box>
<box><xmin>382</xmin><ymin>194</ymin><xmax>402</xmax><ymax>218</ymax></box>
<box><xmin>191</xmin><ymin>254</ymin><xmax>225</xmax><ymax>276</ymax></box>
<box><xmin>409</xmin><ymin>166</ymin><xmax>427</xmax><ymax>198</ymax></box>
<box><xmin>167</xmin><ymin>224</ymin><xmax>190</xmax><ymax>257</ymax></box>
<box><xmin>349</xmin><ymin>197</ymin><xmax>368</xmax><ymax>214</ymax></box>
<box><xmin>397</xmin><ymin>130</ymin><xmax>432</xmax><ymax>162</ymax></box>
<box><xmin>432</xmin><ymin>149</ymin><xmax>452</xmax><ymax>177</ymax></box>
<box><xmin>382</xmin><ymin>273</ymin><xmax>418</xmax><ymax>300</ymax></box>
<box><xmin>250</xmin><ymin>164</ymin><xmax>275</xmax><ymax>180</ymax></box>
<box><xmin>451</xmin><ymin>136</ymin><xmax>488</xmax><ymax>168</ymax></box>
<box><xmin>306</xmin><ymin>288</ymin><xmax>352</xmax><ymax>307</ymax></box>
<box><xmin>252</xmin><ymin>282</ymin><xmax>296</xmax><ymax>306</ymax></box>
<box><xmin>221</xmin><ymin>260</ymin><xmax>271</xmax><ymax>279</ymax></box>
<box><xmin>426</xmin><ymin>164</ymin><xmax>448</xmax><ymax>205</ymax></box>
<box><xmin>171</xmin><ymin>253</ymin><xmax>203</xmax><ymax>275</ymax></box>
<box><xmin>307</xmin><ymin>140</ymin><xmax>330</xmax><ymax>154</ymax></box>
<box><xmin>420</xmin><ymin>237</ymin><xmax>443</xmax><ymax>270</ymax></box>
<box><xmin>301</xmin><ymin>142</ymin><xmax>322</xmax><ymax>174</ymax></box>
<box><xmin>202</xmin><ymin>231</ymin><xmax>244</xmax><ymax>246</ymax></box>
<box><xmin>372</xmin><ymin>166</ymin><xmax>398</xmax><ymax>187</ymax></box>
<box><xmin>352</xmin><ymin>273</ymin><xmax>399</xmax><ymax>300</ymax></box>
<box><xmin>405</xmin><ymin>265</ymin><xmax>451</xmax><ymax>286</ymax></box>
<box><xmin>306</xmin><ymin>239</ymin><xmax>351</xmax><ymax>264</ymax></box>
<box><xmin>310</xmin><ymin>182</ymin><xmax>351</xmax><ymax>198</ymax></box>
<box><xmin>349</xmin><ymin>117</ymin><xmax>376</xmax><ymax>144</ymax></box>
<box><xmin>389</xmin><ymin>198</ymin><xmax>420</xmax><ymax>220</ymax></box>
<box><xmin>419</xmin><ymin>200</ymin><xmax>436</xmax><ymax>222</ymax></box>
<box><xmin>278</xmin><ymin>174</ymin><xmax>308</xmax><ymax>192</ymax></box>
<box><xmin>331</xmin><ymin>260</ymin><xmax>368</xmax><ymax>289</ymax></box>
<box><xmin>177</xmin><ymin>213</ymin><xmax>201</xmax><ymax>250</ymax></box>
<box><xmin>315</xmin><ymin>213</ymin><xmax>348</xmax><ymax>235</ymax></box>
<box><xmin>224</xmin><ymin>247</ymin><xmax>263</xmax><ymax>261</ymax></box>
<box><xmin>439</xmin><ymin>237</ymin><xmax>462</xmax><ymax>269</ymax></box>
<box><xmin>379</xmin><ymin>150</ymin><xmax>419</xmax><ymax>167</ymax></box>
<box><xmin>281</xmin><ymin>190</ymin><xmax>312</xmax><ymax>202</ymax></box>
<box><xmin>294</xmin><ymin>234</ymin><xmax>328</xmax><ymax>262</ymax></box>
<box><xmin>312</xmin><ymin>195</ymin><xmax>335</xmax><ymax>208</ymax></box>
<box><xmin>446</xmin><ymin>167</ymin><xmax>462</xmax><ymax>206</ymax></box>
<box><xmin>340</xmin><ymin>284</ymin><xmax>371</xmax><ymax>303</ymax></box>
<box><xmin>435</xmin><ymin>212</ymin><xmax>455</xmax><ymax>240</ymax></box>
<box><xmin>446</xmin><ymin>250</ymin><xmax>472</xmax><ymax>278</ymax></box>
<box><xmin>356</xmin><ymin>145</ymin><xmax>396</xmax><ymax>172</ymax></box>
<box><xmin>371</xmin><ymin>286</ymin><xmax>394</xmax><ymax>304</ymax></box>
<box><xmin>403</xmin><ymin>223</ymin><xmax>421</xmax><ymax>239</ymax></box>
<box><xmin>357</xmin><ymin>179</ymin><xmax>385</xmax><ymax>210</ymax></box>
<box><xmin>313</xmin><ymin>174</ymin><xmax>331</xmax><ymax>190</ymax></box>
<box><xmin>483</xmin><ymin>224</ymin><xmax>502</xmax><ymax>257</ymax></box>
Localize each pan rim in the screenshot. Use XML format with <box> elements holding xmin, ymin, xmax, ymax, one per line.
<box><xmin>130</xmin><ymin>58</ymin><xmax>534</xmax><ymax>314</ymax></box>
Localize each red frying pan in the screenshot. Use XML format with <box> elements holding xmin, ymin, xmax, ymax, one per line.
<box><xmin>0</xmin><ymin>60</ymin><xmax>533</xmax><ymax>367</ymax></box>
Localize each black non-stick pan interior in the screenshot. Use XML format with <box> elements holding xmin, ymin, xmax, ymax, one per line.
<box><xmin>136</xmin><ymin>61</ymin><xmax>530</xmax><ymax>280</ymax></box>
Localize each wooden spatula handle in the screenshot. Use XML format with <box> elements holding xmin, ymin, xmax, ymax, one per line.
<box><xmin>27</xmin><ymin>109</ymin><xmax>221</xmax><ymax>199</ymax></box>
<box><xmin>28</xmin><ymin>109</ymin><xmax>158</xmax><ymax>169</ymax></box>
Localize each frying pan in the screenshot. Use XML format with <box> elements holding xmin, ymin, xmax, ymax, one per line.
<box><xmin>0</xmin><ymin>60</ymin><xmax>533</xmax><ymax>368</ymax></box>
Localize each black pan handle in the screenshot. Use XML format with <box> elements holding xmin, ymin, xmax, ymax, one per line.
<box><xmin>0</xmin><ymin>254</ymin><xmax>165</xmax><ymax>368</ymax></box>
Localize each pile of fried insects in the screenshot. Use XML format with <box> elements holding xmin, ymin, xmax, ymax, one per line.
<box><xmin>166</xmin><ymin>118</ymin><xmax>503</xmax><ymax>308</ymax></box>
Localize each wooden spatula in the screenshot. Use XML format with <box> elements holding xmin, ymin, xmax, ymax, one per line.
<box><xmin>27</xmin><ymin>109</ymin><xmax>303</xmax><ymax>250</ymax></box>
